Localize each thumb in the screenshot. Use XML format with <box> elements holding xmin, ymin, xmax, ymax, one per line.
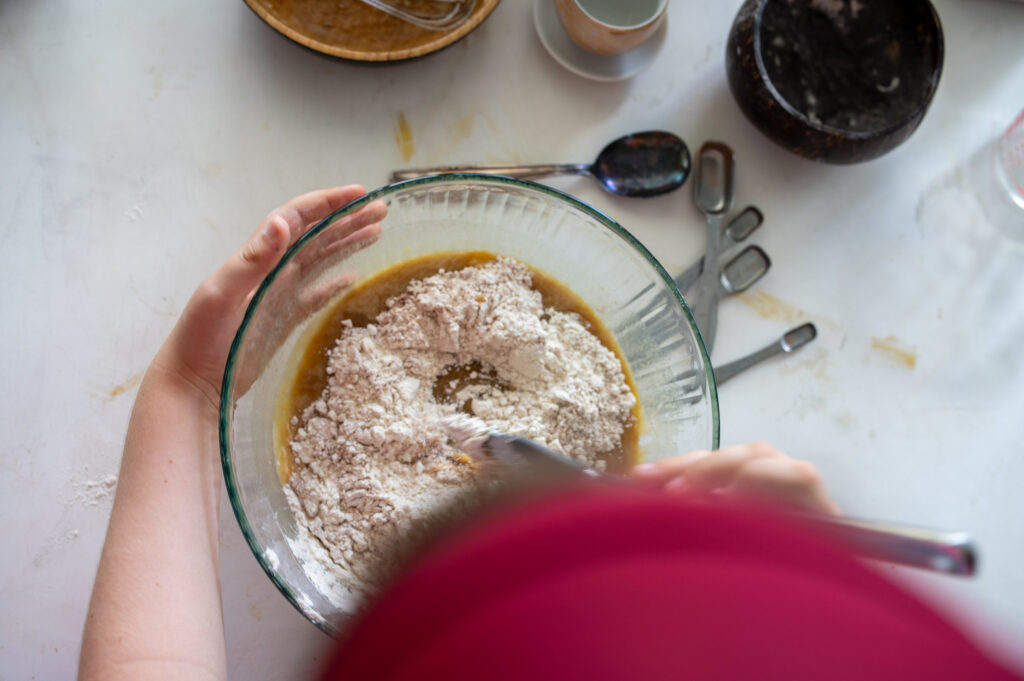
<box><xmin>216</xmin><ymin>214</ymin><xmax>291</xmax><ymax>302</ymax></box>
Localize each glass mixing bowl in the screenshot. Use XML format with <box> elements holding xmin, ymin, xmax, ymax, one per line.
<box><xmin>220</xmin><ymin>174</ymin><xmax>718</xmax><ymax>635</ymax></box>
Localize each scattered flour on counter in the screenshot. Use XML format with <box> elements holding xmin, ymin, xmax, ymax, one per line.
<box><xmin>74</xmin><ymin>474</ymin><xmax>118</xmax><ymax>507</ymax></box>
<box><xmin>286</xmin><ymin>257</ymin><xmax>635</xmax><ymax>606</ymax></box>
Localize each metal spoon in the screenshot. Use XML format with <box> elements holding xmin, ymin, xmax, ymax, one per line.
<box><xmin>720</xmin><ymin>244</ymin><xmax>770</xmax><ymax>294</ymax></box>
<box><xmin>714</xmin><ymin>322</ymin><xmax>818</xmax><ymax>385</ymax></box>
<box><xmin>390</xmin><ymin>131</ymin><xmax>692</xmax><ymax>198</ymax></box>
<box><xmin>630</xmin><ymin>243</ymin><xmax>769</xmax><ymax>332</ymax></box>
<box><xmin>689</xmin><ymin>142</ymin><xmax>736</xmax><ymax>354</ymax></box>
<box><xmin>456</xmin><ymin>427</ymin><xmax>976</xmax><ymax>576</ymax></box>
<box><xmin>675</xmin><ymin>206</ymin><xmax>764</xmax><ymax>293</ymax></box>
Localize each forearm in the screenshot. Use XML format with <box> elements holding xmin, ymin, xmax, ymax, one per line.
<box><xmin>79</xmin><ymin>366</ymin><xmax>226</xmax><ymax>681</ymax></box>
<box><xmin>78</xmin><ymin>186</ymin><xmax>383</xmax><ymax>680</ymax></box>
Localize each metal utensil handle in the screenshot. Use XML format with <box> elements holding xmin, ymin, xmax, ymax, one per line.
<box><xmin>714</xmin><ymin>340</ymin><xmax>785</xmax><ymax>385</ymax></box>
<box><xmin>390</xmin><ymin>163</ymin><xmax>591</xmax><ymax>182</ymax></box>
<box><xmin>714</xmin><ymin>322</ymin><xmax>816</xmax><ymax>385</ymax></box>
<box><xmin>487</xmin><ymin>432</ymin><xmax>977</xmax><ymax>577</ymax></box>
<box><xmin>688</xmin><ymin>217</ymin><xmax>723</xmax><ymax>352</ymax></box>
<box><xmin>812</xmin><ymin>516</ymin><xmax>977</xmax><ymax>576</ymax></box>
<box><xmin>674</xmin><ymin>258</ymin><xmax>704</xmax><ymax>294</ymax></box>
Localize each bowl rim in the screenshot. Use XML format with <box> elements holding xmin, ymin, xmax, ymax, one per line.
<box><xmin>219</xmin><ymin>173</ymin><xmax>719</xmax><ymax>635</ymax></box>
<box><xmin>750</xmin><ymin>0</ymin><xmax>944</xmax><ymax>139</ymax></box>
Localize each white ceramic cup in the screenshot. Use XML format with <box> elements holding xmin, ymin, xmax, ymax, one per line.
<box><xmin>554</xmin><ymin>0</ymin><xmax>668</xmax><ymax>56</ymax></box>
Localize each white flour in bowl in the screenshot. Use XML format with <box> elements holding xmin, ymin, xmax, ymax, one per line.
<box><xmin>285</xmin><ymin>256</ymin><xmax>635</xmax><ymax>605</ymax></box>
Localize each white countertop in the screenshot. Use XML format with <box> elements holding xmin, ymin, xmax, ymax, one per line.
<box><xmin>2</xmin><ymin>1</ymin><xmax>1023</xmax><ymax>678</ymax></box>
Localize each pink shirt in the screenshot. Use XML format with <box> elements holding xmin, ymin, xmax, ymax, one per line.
<box><xmin>320</xmin><ymin>486</ymin><xmax>1019</xmax><ymax>681</ymax></box>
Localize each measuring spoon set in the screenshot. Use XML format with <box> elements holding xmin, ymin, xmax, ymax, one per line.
<box><xmin>678</xmin><ymin>141</ymin><xmax>815</xmax><ymax>384</ymax></box>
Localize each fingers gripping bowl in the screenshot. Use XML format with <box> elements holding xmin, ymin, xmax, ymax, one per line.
<box><xmin>220</xmin><ymin>175</ymin><xmax>719</xmax><ymax>634</ymax></box>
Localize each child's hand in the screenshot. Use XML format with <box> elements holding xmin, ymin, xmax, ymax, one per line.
<box><xmin>151</xmin><ymin>185</ymin><xmax>387</xmax><ymax>412</ymax></box>
<box><xmin>631</xmin><ymin>443</ymin><xmax>839</xmax><ymax>515</ymax></box>
<box><xmin>81</xmin><ymin>184</ymin><xmax>387</xmax><ymax>681</ymax></box>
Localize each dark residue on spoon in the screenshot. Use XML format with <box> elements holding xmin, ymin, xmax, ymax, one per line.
<box><xmin>592</xmin><ymin>131</ymin><xmax>692</xmax><ymax>197</ymax></box>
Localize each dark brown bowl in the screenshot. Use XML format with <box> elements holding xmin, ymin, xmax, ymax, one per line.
<box><xmin>726</xmin><ymin>0</ymin><xmax>943</xmax><ymax>164</ymax></box>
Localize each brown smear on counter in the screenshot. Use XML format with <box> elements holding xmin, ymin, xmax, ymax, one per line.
<box><xmin>736</xmin><ymin>290</ymin><xmax>808</xmax><ymax>324</ymax></box>
<box><xmin>778</xmin><ymin>347</ymin><xmax>831</xmax><ymax>381</ymax></box>
<box><xmin>394</xmin><ymin>112</ymin><xmax>414</xmax><ymax>163</ymax></box>
<box><xmin>106</xmin><ymin>372</ymin><xmax>143</xmax><ymax>401</ymax></box>
<box><xmin>275</xmin><ymin>251</ymin><xmax>642</xmax><ymax>484</ymax></box>
<box><xmin>452</xmin><ymin>112</ymin><xmax>475</xmax><ymax>144</ymax></box>
<box><xmin>735</xmin><ymin>291</ymin><xmax>841</xmax><ymax>330</ymax></box>
<box><xmin>870</xmin><ymin>335</ymin><xmax>917</xmax><ymax>368</ymax></box>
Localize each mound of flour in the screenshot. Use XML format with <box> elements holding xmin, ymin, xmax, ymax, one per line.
<box><xmin>286</xmin><ymin>256</ymin><xmax>635</xmax><ymax>605</ymax></box>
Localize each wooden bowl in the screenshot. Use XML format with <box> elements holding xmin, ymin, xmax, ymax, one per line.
<box><xmin>243</xmin><ymin>0</ymin><xmax>501</xmax><ymax>62</ymax></box>
<box><xmin>726</xmin><ymin>0</ymin><xmax>943</xmax><ymax>164</ymax></box>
